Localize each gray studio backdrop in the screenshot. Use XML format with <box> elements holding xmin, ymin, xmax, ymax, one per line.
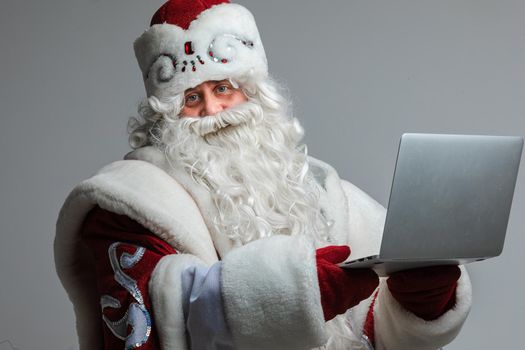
<box><xmin>1</xmin><ymin>0</ymin><xmax>523</xmax><ymax>349</ymax></box>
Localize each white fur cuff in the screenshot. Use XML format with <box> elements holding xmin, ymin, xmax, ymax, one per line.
<box><xmin>221</xmin><ymin>235</ymin><xmax>328</xmax><ymax>350</ymax></box>
<box><xmin>149</xmin><ymin>254</ymin><xmax>206</xmax><ymax>350</ymax></box>
<box><xmin>374</xmin><ymin>266</ymin><xmax>472</xmax><ymax>350</ymax></box>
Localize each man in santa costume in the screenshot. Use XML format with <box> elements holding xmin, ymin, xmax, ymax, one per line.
<box><xmin>54</xmin><ymin>1</ymin><xmax>472</xmax><ymax>349</ymax></box>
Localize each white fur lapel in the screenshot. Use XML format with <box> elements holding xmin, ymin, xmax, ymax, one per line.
<box><xmin>308</xmin><ymin>157</ymin><xmax>350</xmax><ymax>246</ymax></box>
<box><xmin>57</xmin><ymin>160</ymin><xmax>218</xmax><ymax>263</ymax></box>
<box><xmin>125</xmin><ymin>147</ymin><xmax>240</xmax><ymax>259</ymax></box>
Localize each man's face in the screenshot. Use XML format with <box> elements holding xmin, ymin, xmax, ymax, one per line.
<box><xmin>181</xmin><ymin>79</ymin><xmax>248</xmax><ymax>117</ymax></box>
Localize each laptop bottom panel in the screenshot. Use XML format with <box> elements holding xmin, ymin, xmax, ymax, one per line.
<box><xmin>339</xmin><ymin>257</ymin><xmax>488</xmax><ymax>276</ymax></box>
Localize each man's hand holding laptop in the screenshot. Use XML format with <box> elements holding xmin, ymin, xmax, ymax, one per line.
<box><xmin>317</xmin><ymin>245</ymin><xmax>461</xmax><ymax>320</ymax></box>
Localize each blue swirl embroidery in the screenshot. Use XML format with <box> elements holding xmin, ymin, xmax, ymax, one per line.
<box><xmin>100</xmin><ymin>242</ymin><xmax>151</xmax><ymax>349</ymax></box>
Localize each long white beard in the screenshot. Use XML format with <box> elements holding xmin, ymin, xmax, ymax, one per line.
<box><xmin>159</xmin><ymin>101</ymin><xmax>329</xmax><ymax>244</ymax></box>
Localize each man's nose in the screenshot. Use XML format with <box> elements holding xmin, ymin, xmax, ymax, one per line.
<box><xmin>201</xmin><ymin>96</ymin><xmax>224</xmax><ymax>117</ymax></box>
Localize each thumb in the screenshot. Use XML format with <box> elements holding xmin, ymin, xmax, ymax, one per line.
<box><xmin>316</xmin><ymin>245</ymin><xmax>351</xmax><ymax>264</ymax></box>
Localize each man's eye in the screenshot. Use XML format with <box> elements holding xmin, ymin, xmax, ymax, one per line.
<box><xmin>185</xmin><ymin>94</ymin><xmax>199</xmax><ymax>104</ymax></box>
<box><xmin>216</xmin><ymin>85</ymin><xmax>229</xmax><ymax>93</ymax></box>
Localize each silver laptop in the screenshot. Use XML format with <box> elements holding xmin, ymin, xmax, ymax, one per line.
<box><xmin>340</xmin><ymin>133</ymin><xmax>523</xmax><ymax>276</ymax></box>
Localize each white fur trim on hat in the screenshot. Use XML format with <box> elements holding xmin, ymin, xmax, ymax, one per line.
<box><xmin>134</xmin><ymin>3</ymin><xmax>268</xmax><ymax>98</ymax></box>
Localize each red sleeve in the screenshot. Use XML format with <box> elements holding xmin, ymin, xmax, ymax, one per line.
<box><xmin>81</xmin><ymin>206</ymin><xmax>178</xmax><ymax>350</ymax></box>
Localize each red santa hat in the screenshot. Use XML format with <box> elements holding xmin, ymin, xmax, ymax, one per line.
<box><xmin>134</xmin><ymin>0</ymin><xmax>268</xmax><ymax>98</ymax></box>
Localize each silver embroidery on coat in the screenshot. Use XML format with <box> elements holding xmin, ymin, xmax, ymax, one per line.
<box><xmin>101</xmin><ymin>242</ymin><xmax>151</xmax><ymax>349</ymax></box>
<box><xmin>310</xmin><ymin>163</ymin><xmax>328</xmax><ymax>190</ymax></box>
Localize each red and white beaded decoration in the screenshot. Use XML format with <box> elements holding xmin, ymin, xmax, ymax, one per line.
<box><xmin>207</xmin><ymin>34</ymin><xmax>254</xmax><ymax>65</ymax></box>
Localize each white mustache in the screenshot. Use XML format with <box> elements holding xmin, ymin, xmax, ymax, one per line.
<box><xmin>178</xmin><ymin>101</ymin><xmax>263</xmax><ymax>136</ymax></box>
